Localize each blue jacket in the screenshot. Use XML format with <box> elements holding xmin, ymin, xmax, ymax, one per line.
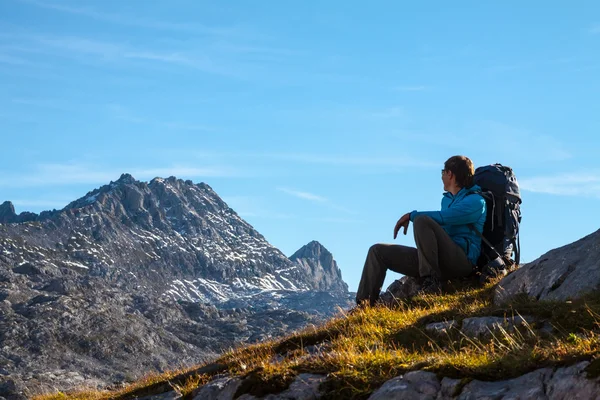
<box><xmin>409</xmin><ymin>185</ymin><xmax>486</xmax><ymax>265</ymax></box>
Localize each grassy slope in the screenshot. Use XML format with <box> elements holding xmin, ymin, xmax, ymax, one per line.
<box><xmin>35</xmin><ymin>278</ymin><xmax>600</xmax><ymax>400</ymax></box>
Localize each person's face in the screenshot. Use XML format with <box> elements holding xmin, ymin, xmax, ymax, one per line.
<box><xmin>441</xmin><ymin>169</ymin><xmax>451</xmax><ymax>191</ymax></box>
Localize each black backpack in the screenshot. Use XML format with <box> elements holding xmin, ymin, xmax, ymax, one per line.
<box><xmin>471</xmin><ymin>164</ymin><xmax>522</xmax><ymax>268</ymax></box>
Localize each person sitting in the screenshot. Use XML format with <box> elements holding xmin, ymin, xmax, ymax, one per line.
<box><xmin>355</xmin><ymin>155</ymin><xmax>486</xmax><ymax>306</ymax></box>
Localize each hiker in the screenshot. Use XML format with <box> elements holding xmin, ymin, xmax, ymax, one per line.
<box><xmin>355</xmin><ymin>155</ymin><xmax>487</xmax><ymax>306</ymax></box>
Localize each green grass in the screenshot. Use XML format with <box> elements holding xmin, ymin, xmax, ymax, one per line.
<box><xmin>35</xmin><ymin>278</ymin><xmax>600</xmax><ymax>400</ymax></box>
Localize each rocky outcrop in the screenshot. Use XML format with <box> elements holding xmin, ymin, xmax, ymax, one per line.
<box><xmin>368</xmin><ymin>362</ymin><xmax>600</xmax><ymax>399</ymax></box>
<box><xmin>290</xmin><ymin>241</ymin><xmax>348</xmax><ymax>293</ymax></box>
<box><xmin>0</xmin><ymin>201</ymin><xmax>38</xmax><ymax>224</ymax></box>
<box><xmin>495</xmin><ymin>228</ymin><xmax>600</xmax><ymax>304</ymax></box>
<box><xmin>138</xmin><ymin>362</ymin><xmax>600</xmax><ymax>399</ymax></box>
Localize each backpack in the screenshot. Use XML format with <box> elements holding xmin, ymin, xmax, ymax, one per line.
<box><xmin>472</xmin><ymin>164</ymin><xmax>522</xmax><ymax>269</ymax></box>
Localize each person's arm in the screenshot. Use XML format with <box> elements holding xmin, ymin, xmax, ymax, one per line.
<box><xmin>393</xmin><ymin>212</ymin><xmax>411</xmax><ymax>239</ymax></box>
<box><xmin>409</xmin><ymin>195</ymin><xmax>485</xmax><ymax>226</ymax></box>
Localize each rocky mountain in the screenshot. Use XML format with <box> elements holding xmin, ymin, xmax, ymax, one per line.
<box><xmin>290</xmin><ymin>240</ymin><xmax>348</xmax><ymax>293</ymax></box>
<box><xmin>0</xmin><ymin>174</ymin><xmax>351</xmax><ymax>397</ymax></box>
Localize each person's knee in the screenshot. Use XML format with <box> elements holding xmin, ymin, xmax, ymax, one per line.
<box><xmin>368</xmin><ymin>243</ymin><xmax>383</xmax><ymax>254</ymax></box>
<box><xmin>413</xmin><ymin>215</ymin><xmax>435</xmax><ymax>229</ymax></box>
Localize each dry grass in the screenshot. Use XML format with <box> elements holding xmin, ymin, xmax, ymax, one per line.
<box><xmin>34</xmin><ymin>279</ymin><xmax>600</xmax><ymax>400</ymax></box>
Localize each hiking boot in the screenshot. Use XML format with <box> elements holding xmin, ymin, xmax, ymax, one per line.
<box><xmin>419</xmin><ymin>275</ymin><xmax>442</xmax><ymax>294</ymax></box>
<box><xmin>377</xmin><ymin>291</ymin><xmax>403</xmax><ymax>307</ymax></box>
<box><xmin>479</xmin><ymin>257</ymin><xmax>508</xmax><ymax>284</ymax></box>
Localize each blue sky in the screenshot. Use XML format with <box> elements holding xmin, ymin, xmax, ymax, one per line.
<box><xmin>1</xmin><ymin>1</ymin><xmax>599</xmax><ymax>292</ymax></box>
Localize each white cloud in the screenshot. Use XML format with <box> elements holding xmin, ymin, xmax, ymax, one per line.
<box><xmin>394</xmin><ymin>86</ymin><xmax>427</xmax><ymax>92</ymax></box>
<box><xmin>277</xmin><ymin>188</ymin><xmax>328</xmax><ymax>203</ymax></box>
<box><xmin>520</xmin><ymin>172</ymin><xmax>600</xmax><ymax>197</ymax></box>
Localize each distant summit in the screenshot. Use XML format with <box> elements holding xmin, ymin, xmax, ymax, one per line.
<box><xmin>290</xmin><ymin>240</ymin><xmax>349</xmax><ymax>293</ymax></box>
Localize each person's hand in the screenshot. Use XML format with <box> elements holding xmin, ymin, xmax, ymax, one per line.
<box><xmin>393</xmin><ymin>212</ymin><xmax>411</xmax><ymax>239</ymax></box>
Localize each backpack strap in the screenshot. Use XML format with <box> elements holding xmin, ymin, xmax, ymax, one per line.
<box><xmin>514</xmin><ymin>235</ymin><xmax>520</xmax><ymax>265</ymax></box>
<box><xmin>468</xmin><ymin>224</ymin><xmax>503</xmax><ymax>260</ymax></box>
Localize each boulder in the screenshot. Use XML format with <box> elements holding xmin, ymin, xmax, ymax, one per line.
<box><xmin>495</xmin><ymin>228</ymin><xmax>600</xmax><ymax>304</ymax></box>
<box><xmin>380</xmin><ymin>276</ymin><xmax>421</xmax><ymax>304</ymax></box>
<box><xmin>368</xmin><ymin>370</ymin><xmax>440</xmax><ymax>400</ymax></box>
<box><xmin>460</xmin><ymin>315</ymin><xmax>534</xmax><ymax>340</ymax></box>
<box><xmin>192</xmin><ymin>376</ymin><xmax>242</xmax><ymax>400</ymax></box>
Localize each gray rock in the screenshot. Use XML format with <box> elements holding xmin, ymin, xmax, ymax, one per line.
<box><xmin>139</xmin><ymin>391</ymin><xmax>181</xmax><ymax>400</ymax></box>
<box><xmin>546</xmin><ymin>362</ymin><xmax>600</xmax><ymax>400</ymax></box>
<box><xmin>371</xmin><ymin>363</ymin><xmax>600</xmax><ymax>400</ymax></box>
<box><xmin>380</xmin><ymin>276</ymin><xmax>421</xmax><ymax>304</ymax></box>
<box><xmin>495</xmin><ymin>229</ymin><xmax>600</xmax><ymax>304</ymax></box>
<box><xmin>369</xmin><ymin>370</ymin><xmax>440</xmax><ymax>400</ymax></box>
<box><xmin>12</xmin><ymin>263</ymin><xmax>40</xmax><ymax>276</ymax></box>
<box><xmin>458</xmin><ymin>367</ymin><xmax>551</xmax><ymax>400</ymax></box>
<box><xmin>438</xmin><ymin>377</ymin><xmax>462</xmax><ymax>399</ymax></box>
<box><xmin>0</xmin><ymin>201</ymin><xmax>16</xmax><ymax>223</ymax></box>
<box><xmin>425</xmin><ymin>321</ymin><xmax>457</xmax><ymax>334</ymax></box>
<box><xmin>262</xmin><ymin>374</ymin><xmax>326</xmax><ymax>399</ymax></box>
<box><xmin>460</xmin><ymin>315</ymin><xmax>534</xmax><ymax>339</ymax></box>
<box><xmin>192</xmin><ymin>377</ymin><xmax>242</xmax><ymax>400</ymax></box>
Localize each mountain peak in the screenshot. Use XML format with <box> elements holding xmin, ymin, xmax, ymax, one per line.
<box><xmin>306</xmin><ymin>240</ymin><xmax>325</xmax><ymax>249</ymax></box>
<box><xmin>0</xmin><ymin>200</ymin><xmax>15</xmax><ymax>216</ymax></box>
<box><xmin>290</xmin><ymin>241</ymin><xmax>348</xmax><ymax>293</ymax></box>
<box><xmin>0</xmin><ymin>201</ymin><xmax>16</xmax><ymax>223</ymax></box>
<box><xmin>115</xmin><ymin>173</ymin><xmax>136</xmax><ymax>185</ymax></box>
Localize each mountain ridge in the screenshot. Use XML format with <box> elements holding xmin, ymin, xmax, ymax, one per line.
<box><xmin>0</xmin><ymin>173</ymin><xmax>351</xmax><ymax>396</ymax></box>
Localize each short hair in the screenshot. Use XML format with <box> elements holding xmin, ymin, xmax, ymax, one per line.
<box><xmin>444</xmin><ymin>155</ymin><xmax>475</xmax><ymax>188</ymax></box>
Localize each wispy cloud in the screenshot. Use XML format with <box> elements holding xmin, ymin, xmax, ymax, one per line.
<box><xmin>107</xmin><ymin>104</ymin><xmax>213</xmax><ymax>131</ymax></box>
<box><xmin>29</xmin><ymin>35</ymin><xmax>238</xmax><ymax>76</ymax></box>
<box><xmin>366</xmin><ymin>106</ymin><xmax>405</xmax><ymax>119</ymax></box>
<box><xmin>394</xmin><ymin>86</ymin><xmax>427</xmax><ymax>92</ymax></box>
<box><xmin>17</xmin><ymin>0</ymin><xmax>238</xmax><ymax>37</ymax></box>
<box><xmin>2</xmin><ymin>31</ymin><xmax>290</xmax><ymax>78</ymax></box>
<box><xmin>222</xmin><ymin>195</ymin><xmax>360</xmax><ymax>222</ymax></box>
<box><xmin>12</xmin><ymin>97</ymin><xmax>74</xmax><ymax>111</ymax></box>
<box><xmin>267</xmin><ymin>153</ymin><xmax>437</xmax><ymax>168</ymax></box>
<box><xmin>0</xmin><ymin>163</ymin><xmax>243</xmax><ymax>188</ymax></box>
<box><xmin>0</xmin><ymin>53</ymin><xmax>33</xmax><ymax>65</ymax></box>
<box><xmin>486</xmin><ymin>62</ymin><xmax>533</xmax><ymax>73</ymax></box>
<box><xmin>465</xmin><ymin>120</ymin><xmax>572</xmax><ymax>163</ymax></box>
<box><xmin>520</xmin><ymin>172</ymin><xmax>600</xmax><ymax>198</ymax></box>
<box><xmin>309</xmin><ymin>217</ymin><xmax>363</xmax><ymax>223</ymax></box>
<box><xmin>278</xmin><ymin>188</ymin><xmax>328</xmax><ymax>203</ymax></box>
<box><xmin>222</xmin><ymin>195</ymin><xmax>295</xmax><ymax>219</ymax></box>
<box><xmin>277</xmin><ymin>187</ymin><xmax>357</xmax><ymax>215</ymax></box>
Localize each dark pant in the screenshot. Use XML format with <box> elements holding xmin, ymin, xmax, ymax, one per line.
<box><xmin>356</xmin><ymin>215</ymin><xmax>473</xmax><ymax>305</ymax></box>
